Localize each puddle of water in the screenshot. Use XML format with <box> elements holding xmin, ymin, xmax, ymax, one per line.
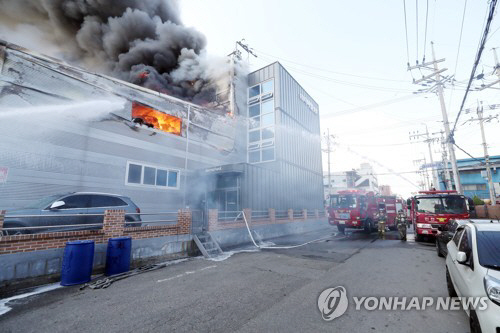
<box><xmin>0</xmin><ymin>283</ymin><xmax>62</xmax><ymax>316</ymax></box>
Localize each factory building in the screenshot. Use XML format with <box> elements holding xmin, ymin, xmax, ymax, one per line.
<box><xmin>0</xmin><ymin>41</ymin><xmax>323</xmax><ymax>219</ymax></box>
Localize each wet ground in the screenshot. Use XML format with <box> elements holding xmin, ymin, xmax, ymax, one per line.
<box><xmin>0</xmin><ymin>225</ymin><xmax>468</xmax><ymax>332</ymax></box>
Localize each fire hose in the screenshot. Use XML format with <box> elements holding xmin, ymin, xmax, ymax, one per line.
<box><xmin>80</xmin><ymin>259</ymin><xmax>188</xmax><ymax>290</ymax></box>
<box><xmin>239</xmin><ymin>211</ymin><xmax>330</xmax><ymax>249</ymax></box>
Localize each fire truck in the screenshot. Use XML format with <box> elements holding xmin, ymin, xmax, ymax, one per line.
<box><xmin>328</xmin><ymin>189</ymin><xmax>400</xmax><ymax>234</ymax></box>
<box><xmin>407</xmin><ymin>190</ymin><xmax>472</xmax><ymax>241</ymax></box>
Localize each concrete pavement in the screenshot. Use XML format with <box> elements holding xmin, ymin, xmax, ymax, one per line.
<box><xmin>0</xmin><ymin>227</ymin><xmax>469</xmax><ymax>332</ymax></box>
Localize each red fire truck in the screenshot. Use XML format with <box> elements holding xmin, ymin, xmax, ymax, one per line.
<box><xmin>407</xmin><ymin>190</ymin><xmax>472</xmax><ymax>241</ymax></box>
<box><xmin>328</xmin><ymin>189</ymin><xmax>400</xmax><ymax>234</ymax></box>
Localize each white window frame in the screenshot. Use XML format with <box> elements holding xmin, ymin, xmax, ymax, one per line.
<box><xmin>125</xmin><ymin>161</ymin><xmax>180</xmax><ymax>190</ymax></box>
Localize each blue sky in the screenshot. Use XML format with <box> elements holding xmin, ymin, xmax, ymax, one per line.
<box><xmin>182</xmin><ymin>0</ymin><xmax>500</xmax><ymax>196</ymax></box>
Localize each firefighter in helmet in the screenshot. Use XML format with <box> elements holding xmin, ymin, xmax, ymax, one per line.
<box><xmin>396</xmin><ymin>209</ymin><xmax>407</xmax><ymax>241</ymax></box>
<box><xmin>377</xmin><ymin>204</ymin><xmax>386</xmax><ymax>239</ymax></box>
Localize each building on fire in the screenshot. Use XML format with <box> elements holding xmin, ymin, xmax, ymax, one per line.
<box><xmin>0</xmin><ymin>40</ymin><xmax>324</xmax><ymax>220</ymax></box>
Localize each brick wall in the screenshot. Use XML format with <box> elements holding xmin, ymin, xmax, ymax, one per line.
<box><xmin>0</xmin><ymin>209</ymin><xmax>192</xmax><ymax>255</ymax></box>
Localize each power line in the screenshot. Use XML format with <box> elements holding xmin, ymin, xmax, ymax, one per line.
<box><xmin>416</xmin><ymin>0</ymin><xmax>419</xmax><ymax>63</ymax></box>
<box><xmin>454</xmin><ymin>142</ymin><xmax>484</xmax><ymax>162</ymax></box>
<box><xmin>403</xmin><ymin>0</ymin><xmax>411</xmax><ymax>67</ymax></box>
<box><xmin>423</xmin><ymin>0</ymin><xmax>429</xmax><ymax>63</ymax></box>
<box><xmin>451</xmin><ymin>0</ymin><xmax>498</xmax><ymax>137</ymax></box>
<box><xmin>253</xmin><ymin>48</ymin><xmax>408</xmax><ymax>83</ymax></box>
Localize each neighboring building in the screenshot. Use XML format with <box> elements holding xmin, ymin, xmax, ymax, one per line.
<box><xmin>379</xmin><ymin>185</ymin><xmax>392</xmax><ymax>196</ymax></box>
<box><xmin>0</xmin><ymin>41</ymin><xmax>324</xmax><ymax>217</ymax></box>
<box><xmin>323</xmin><ymin>163</ymin><xmax>379</xmax><ymax>199</ymax></box>
<box><xmin>203</xmin><ymin>62</ymin><xmax>324</xmax><ymax>212</ymax></box>
<box><xmin>437</xmin><ymin>155</ymin><xmax>500</xmax><ymax>200</ymax></box>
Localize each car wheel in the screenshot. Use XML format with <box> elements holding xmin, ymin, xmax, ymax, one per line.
<box><xmin>469</xmin><ymin>310</ymin><xmax>482</xmax><ymax>333</ymax></box>
<box><xmin>436</xmin><ymin>240</ymin><xmax>444</xmax><ymax>257</ymax></box>
<box><xmin>446</xmin><ymin>267</ymin><xmax>457</xmax><ymax>297</ymax></box>
<box><xmin>337</xmin><ymin>225</ymin><xmax>345</xmax><ymax>235</ymax></box>
<box><xmin>415</xmin><ymin>234</ymin><xmax>423</xmax><ymax>242</ymax></box>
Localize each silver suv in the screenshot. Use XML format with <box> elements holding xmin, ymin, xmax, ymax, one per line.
<box><xmin>3</xmin><ymin>192</ymin><xmax>142</xmax><ymax>234</ymax></box>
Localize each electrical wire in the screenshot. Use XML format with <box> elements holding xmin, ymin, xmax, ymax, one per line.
<box><xmin>423</xmin><ymin>0</ymin><xmax>429</xmax><ymax>63</ymax></box>
<box><xmin>447</xmin><ymin>0</ymin><xmax>468</xmax><ymax>116</ymax></box>
<box><xmin>451</xmin><ymin>0</ymin><xmax>498</xmax><ymax>137</ymax></box>
<box><xmin>403</xmin><ymin>0</ymin><xmax>411</xmax><ymax>67</ymax></box>
<box><xmin>416</xmin><ymin>0</ymin><xmax>419</xmax><ymax>63</ymax></box>
<box><xmin>253</xmin><ymin>48</ymin><xmax>409</xmax><ymax>83</ymax></box>
<box><xmin>453</xmin><ymin>143</ymin><xmax>484</xmax><ymax>162</ymax></box>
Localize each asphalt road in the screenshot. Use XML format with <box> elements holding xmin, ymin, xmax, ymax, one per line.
<box><xmin>0</xmin><ymin>226</ymin><xmax>469</xmax><ymax>332</ymax></box>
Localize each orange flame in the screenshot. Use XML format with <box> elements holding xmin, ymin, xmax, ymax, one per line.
<box><xmin>132</xmin><ymin>102</ymin><xmax>182</xmax><ymax>136</ymax></box>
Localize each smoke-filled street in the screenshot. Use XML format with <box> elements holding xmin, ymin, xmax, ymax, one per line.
<box><xmin>0</xmin><ymin>227</ymin><xmax>469</xmax><ymax>333</ymax></box>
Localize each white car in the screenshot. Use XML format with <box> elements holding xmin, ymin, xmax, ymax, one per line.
<box><xmin>446</xmin><ymin>223</ymin><xmax>500</xmax><ymax>333</ymax></box>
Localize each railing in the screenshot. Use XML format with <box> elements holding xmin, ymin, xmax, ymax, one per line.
<box><xmin>307</xmin><ymin>210</ymin><xmax>316</xmax><ymax>218</ymax></box>
<box><xmin>251</xmin><ymin>210</ymin><xmax>269</xmax><ymax>220</ymax></box>
<box><xmin>1</xmin><ymin>211</ymin><xmax>180</xmax><ymax>235</ymax></box>
<box><xmin>293</xmin><ymin>210</ymin><xmax>304</xmax><ymax>219</ymax></box>
<box><xmin>218</xmin><ymin>211</ymin><xmax>243</xmax><ymax>223</ymax></box>
<box><xmin>275</xmin><ymin>210</ymin><xmax>288</xmax><ymax>219</ymax></box>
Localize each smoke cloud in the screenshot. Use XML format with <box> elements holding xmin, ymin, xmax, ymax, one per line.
<box><xmin>0</xmin><ymin>0</ymin><xmax>233</xmax><ymax>103</ymax></box>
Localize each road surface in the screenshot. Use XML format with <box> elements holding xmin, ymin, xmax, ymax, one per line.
<box><xmin>0</xmin><ymin>226</ymin><xmax>469</xmax><ymax>332</ymax></box>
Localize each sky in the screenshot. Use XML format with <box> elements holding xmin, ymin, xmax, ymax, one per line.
<box><xmin>181</xmin><ymin>0</ymin><xmax>500</xmax><ymax>197</ymax></box>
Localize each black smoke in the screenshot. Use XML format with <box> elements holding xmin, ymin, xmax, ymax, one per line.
<box><xmin>0</xmin><ymin>0</ymin><xmax>223</xmax><ymax>102</ymax></box>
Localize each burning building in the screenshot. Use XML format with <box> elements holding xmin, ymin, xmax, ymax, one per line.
<box><xmin>0</xmin><ymin>40</ymin><xmax>324</xmax><ymax>221</ymax></box>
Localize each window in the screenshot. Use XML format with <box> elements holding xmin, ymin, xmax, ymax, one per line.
<box><xmin>126</xmin><ymin>162</ymin><xmax>179</xmax><ymax>189</ymax></box>
<box><xmin>247</xmin><ymin>79</ymin><xmax>275</xmax><ymax>164</ymax></box>
<box><xmin>90</xmin><ymin>195</ymin><xmax>127</xmax><ymax>208</ymax></box>
<box><xmin>261</xmin><ymin>80</ymin><xmax>274</xmax><ymax>94</ymax></box>
<box><xmin>249</xmin><ymin>85</ymin><xmax>260</xmax><ymax>98</ymax></box>
<box><xmin>463</xmin><ymin>184</ymin><xmax>487</xmax><ymax>191</ymax></box>
<box><xmin>453</xmin><ymin>228</ymin><xmax>465</xmax><ymax>246</ymax></box>
<box><xmin>59</xmin><ymin>195</ymin><xmax>91</xmax><ymax>209</ymax></box>
<box><xmin>128</xmin><ymin>164</ymin><xmax>142</xmax><ymax>184</ymax></box>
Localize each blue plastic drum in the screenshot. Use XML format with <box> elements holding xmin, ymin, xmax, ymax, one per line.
<box><xmin>60</xmin><ymin>240</ymin><xmax>95</xmax><ymax>286</ymax></box>
<box><xmin>105</xmin><ymin>237</ymin><xmax>132</xmax><ymax>276</ymax></box>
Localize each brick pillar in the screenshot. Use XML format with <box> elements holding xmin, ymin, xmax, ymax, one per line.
<box><xmin>315</xmin><ymin>209</ymin><xmax>319</xmax><ymax>218</ymax></box>
<box><xmin>0</xmin><ymin>210</ymin><xmax>5</xmax><ymax>234</ymax></box>
<box><xmin>177</xmin><ymin>209</ymin><xmax>192</xmax><ymax>234</ymax></box>
<box><xmin>208</xmin><ymin>209</ymin><xmax>218</xmax><ymax>231</ymax></box>
<box><xmin>288</xmin><ymin>209</ymin><xmax>293</xmax><ymax>221</ymax></box>
<box><xmin>303</xmin><ymin>209</ymin><xmax>307</xmax><ymax>220</ymax></box>
<box><xmin>268</xmin><ymin>208</ymin><xmax>275</xmax><ymax>223</ymax></box>
<box><xmin>103</xmin><ymin>210</ymin><xmax>125</xmax><ymax>239</ymax></box>
<box><xmin>243</xmin><ymin>208</ymin><xmax>252</xmax><ymax>225</ymax></box>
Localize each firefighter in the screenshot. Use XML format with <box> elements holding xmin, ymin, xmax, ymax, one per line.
<box><xmin>396</xmin><ymin>209</ymin><xmax>407</xmax><ymax>241</ymax></box>
<box><xmin>377</xmin><ymin>208</ymin><xmax>386</xmax><ymax>239</ymax></box>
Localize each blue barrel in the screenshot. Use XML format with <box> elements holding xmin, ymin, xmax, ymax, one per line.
<box><xmin>105</xmin><ymin>237</ymin><xmax>132</xmax><ymax>276</ymax></box>
<box><xmin>60</xmin><ymin>240</ymin><xmax>95</xmax><ymax>286</ymax></box>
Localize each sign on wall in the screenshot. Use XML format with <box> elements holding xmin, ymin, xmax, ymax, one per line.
<box><xmin>299</xmin><ymin>93</ymin><xmax>318</xmax><ymax>114</ymax></box>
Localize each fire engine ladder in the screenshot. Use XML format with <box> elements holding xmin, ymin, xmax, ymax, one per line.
<box><xmin>193</xmin><ymin>232</ymin><xmax>224</xmax><ymax>258</ymax></box>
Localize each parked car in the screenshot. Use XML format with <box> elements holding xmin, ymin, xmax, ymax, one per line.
<box><xmin>437</xmin><ymin>219</ymin><xmax>499</xmax><ymax>258</ymax></box>
<box><xmin>445</xmin><ymin>222</ymin><xmax>500</xmax><ymax>333</ymax></box>
<box><xmin>3</xmin><ymin>192</ymin><xmax>141</xmax><ymax>234</ymax></box>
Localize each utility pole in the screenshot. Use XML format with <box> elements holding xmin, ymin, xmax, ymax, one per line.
<box><xmin>437</xmin><ymin>130</ymin><xmax>453</xmax><ymax>190</ymax></box>
<box><xmin>478</xmin><ymin>103</ymin><xmax>496</xmax><ymax>205</ymax></box>
<box><xmin>465</xmin><ymin>102</ymin><xmax>497</xmax><ymax>205</ymax></box>
<box><xmin>322</xmin><ymin>129</ymin><xmax>335</xmax><ymax>200</ymax></box>
<box><xmin>228</xmin><ymin>40</ymin><xmax>257</xmax><ymax>116</ymax></box>
<box><xmin>409</xmin><ymin>42</ymin><xmax>462</xmax><ymax>193</ymax></box>
<box><xmin>409</xmin><ymin>125</ymin><xmax>439</xmax><ymax>188</ymax></box>
<box><xmin>430</xmin><ymin>42</ymin><xmax>462</xmax><ymax>193</ymax></box>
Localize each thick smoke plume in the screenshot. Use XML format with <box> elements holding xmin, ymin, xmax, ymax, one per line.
<box><xmin>0</xmin><ymin>0</ymin><xmax>232</xmax><ymax>104</ymax></box>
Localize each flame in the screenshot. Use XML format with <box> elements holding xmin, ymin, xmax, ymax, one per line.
<box><xmin>132</xmin><ymin>102</ymin><xmax>182</xmax><ymax>136</ymax></box>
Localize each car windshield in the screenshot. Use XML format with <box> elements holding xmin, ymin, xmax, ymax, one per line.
<box><xmin>23</xmin><ymin>194</ymin><xmax>66</xmax><ymax>209</ymax></box>
<box><xmin>477</xmin><ymin>231</ymin><xmax>500</xmax><ymax>269</ymax></box>
<box><xmin>416</xmin><ymin>196</ymin><xmax>466</xmax><ymax>214</ymax></box>
<box><xmin>331</xmin><ymin>194</ymin><xmax>357</xmax><ymax>209</ymax></box>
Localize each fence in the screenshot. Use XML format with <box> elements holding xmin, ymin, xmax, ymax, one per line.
<box><xmin>0</xmin><ymin>210</ymin><xmax>191</xmax><ymax>255</ymax></box>
<box><xmin>207</xmin><ymin>208</ymin><xmax>324</xmax><ymax>231</ymax></box>
<box><xmin>475</xmin><ymin>205</ymin><xmax>500</xmax><ymax>219</ymax></box>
